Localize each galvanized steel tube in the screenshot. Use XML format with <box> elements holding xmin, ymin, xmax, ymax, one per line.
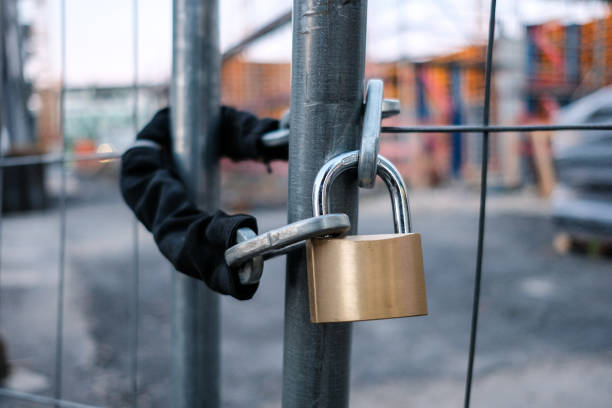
<box><xmin>171</xmin><ymin>0</ymin><xmax>220</xmax><ymax>407</ymax></box>
<box><xmin>283</xmin><ymin>1</ymin><xmax>368</xmax><ymax>406</ymax></box>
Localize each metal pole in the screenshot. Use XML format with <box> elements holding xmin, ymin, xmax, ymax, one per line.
<box><xmin>1</xmin><ymin>0</ymin><xmax>34</xmax><ymax>148</ymax></box>
<box><xmin>55</xmin><ymin>0</ymin><xmax>68</xmax><ymax>401</ymax></box>
<box><xmin>171</xmin><ymin>1</ymin><xmax>220</xmax><ymax>407</ymax></box>
<box><xmin>0</xmin><ymin>0</ymin><xmax>5</xmax><ymax>331</ymax></box>
<box><xmin>0</xmin><ymin>0</ymin><xmax>4</xmax><ymax>137</ymax></box>
<box><xmin>283</xmin><ymin>1</ymin><xmax>367</xmax><ymax>407</ymax></box>
<box><xmin>130</xmin><ymin>0</ymin><xmax>140</xmax><ymax>406</ymax></box>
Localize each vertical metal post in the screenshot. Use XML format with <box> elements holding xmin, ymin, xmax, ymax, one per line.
<box><xmin>464</xmin><ymin>1</ymin><xmax>497</xmax><ymax>406</ymax></box>
<box><xmin>283</xmin><ymin>1</ymin><xmax>367</xmax><ymax>407</ymax></box>
<box><xmin>0</xmin><ymin>0</ymin><xmax>4</xmax><ymax>142</ymax></box>
<box><xmin>55</xmin><ymin>0</ymin><xmax>67</xmax><ymax>401</ymax></box>
<box><xmin>0</xmin><ymin>0</ymin><xmax>4</xmax><ymax>138</ymax></box>
<box><xmin>130</xmin><ymin>0</ymin><xmax>140</xmax><ymax>406</ymax></box>
<box><xmin>171</xmin><ymin>1</ymin><xmax>220</xmax><ymax>407</ymax></box>
<box><xmin>0</xmin><ymin>0</ymin><xmax>5</xmax><ymax>327</ymax></box>
<box><xmin>1</xmin><ymin>0</ymin><xmax>34</xmax><ymax>148</ymax></box>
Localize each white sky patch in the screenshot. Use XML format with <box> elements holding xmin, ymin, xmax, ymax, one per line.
<box><xmin>24</xmin><ymin>0</ymin><xmax>610</xmax><ymax>87</ymax></box>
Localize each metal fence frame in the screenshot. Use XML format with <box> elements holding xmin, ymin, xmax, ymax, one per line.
<box><xmin>170</xmin><ymin>0</ymin><xmax>221</xmax><ymax>407</ymax></box>
<box><xmin>283</xmin><ymin>2</ymin><xmax>366</xmax><ymax>406</ymax></box>
<box><xmin>0</xmin><ymin>0</ymin><xmax>611</xmax><ymax>407</ymax></box>
<box><xmin>0</xmin><ymin>0</ymin><xmax>140</xmax><ymax>406</ymax></box>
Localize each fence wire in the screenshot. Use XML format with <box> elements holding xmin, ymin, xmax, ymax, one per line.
<box><xmin>382</xmin><ymin>123</ymin><xmax>612</xmax><ymax>133</ymax></box>
<box><xmin>0</xmin><ymin>388</ymin><xmax>100</xmax><ymax>408</ymax></box>
<box><xmin>464</xmin><ymin>0</ymin><xmax>496</xmax><ymax>406</ymax></box>
<box><xmin>54</xmin><ymin>0</ymin><xmax>67</xmax><ymax>401</ymax></box>
<box><xmin>379</xmin><ymin>1</ymin><xmax>612</xmax><ymax>407</ymax></box>
<box><xmin>0</xmin><ymin>0</ymin><xmax>136</xmax><ymax>406</ymax></box>
<box><xmin>130</xmin><ymin>0</ymin><xmax>141</xmax><ymax>406</ymax></box>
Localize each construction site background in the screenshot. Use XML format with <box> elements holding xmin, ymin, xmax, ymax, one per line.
<box><xmin>6</xmin><ymin>8</ymin><xmax>612</xmax><ymax>210</ymax></box>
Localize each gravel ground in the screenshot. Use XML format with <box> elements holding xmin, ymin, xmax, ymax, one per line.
<box><xmin>0</xmin><ymin>180</ymin><xmax>611</xmax><ymax>407</ymax></box>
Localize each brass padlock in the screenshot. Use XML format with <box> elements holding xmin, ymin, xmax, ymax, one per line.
<box><xmin>306</xmin><ymin>151</ymin><xmax>427</xmax><ymax>323</ymax></box>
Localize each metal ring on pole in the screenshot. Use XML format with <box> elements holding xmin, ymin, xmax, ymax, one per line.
<box><xmin>358</xmin><ymin>79</ymin><xmax>384</xmax><ymax>189</ymax></box>
<box><xmin>279</xmin><ymin>109</ymin><xmax>290</xmax><ymax>130</ymax></box>
<box><xmin>261</xmin><ymin>128</ymin><xmax>290</xmax><ymax>147</ymax></box>
<box><xmin>224</xmin><ymin>213</ymin><xmax>351</xmax><ymax>268</ymax></box>
<box><xmin>381</xmin><ymin>98</ymin><xmax>401</xmax><ymax>119</ymax></box>
<box><xmin>313</xmin><ymin>150</ymin><xmax>412</xmax><ymax>233</ymax></box>
<box><xmin>261</xmin><ymin>109</ymin><xmax>290</xmax><ymax>147</ymax></box>
<box><xmin>260</xmin><ymin>102</ymin><xmax>402</xmax><ymax>150</ymax></box>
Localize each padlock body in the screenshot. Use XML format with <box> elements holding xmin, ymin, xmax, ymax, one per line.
<box><xmin>306</xmin><ymin>233</ymin><xmax>427</xmax><ymax>323</ymax></box>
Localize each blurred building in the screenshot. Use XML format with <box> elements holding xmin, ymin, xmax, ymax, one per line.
<box><xmin>19</xmin><ymin>9</ymin><xmax>612</xmax><ymax>209</ymax></box>
<box><xmin>1</xmin><ymin>0</ymin><xmax>45</xmax><ymax>212</ymax></box>
<box><xmin>221</xmin><ymin>57</ymin><xmax>290</xmax><ymax>119</ymax></box>
<box><xmin>526</xmin><ymin>14</ymin><xmax>612</xmax><ymax>114</ymax></box>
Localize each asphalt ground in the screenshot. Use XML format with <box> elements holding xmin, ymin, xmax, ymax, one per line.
<box><xmin>0</xmin><ymin>179</ymin><xmax>611</xmax><ymax>407</ymax></box>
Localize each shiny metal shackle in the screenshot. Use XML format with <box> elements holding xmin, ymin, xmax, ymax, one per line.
<box><xmin>313</xmin><ymin>150</ymin><xmax>412</xmax><ymax>233</ymax></box>
<box><xmin>225</xmin><ymin>213</ymin><xmax>351</xmax><ymax>269</ymax></box>
<box><xmin>358</xmin><ymin>79</ymin><xmax>384</xmax><ymax>189</ymax></box>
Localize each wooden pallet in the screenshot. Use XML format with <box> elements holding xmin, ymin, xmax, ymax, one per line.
<box><xmin>554</xmin><ymin>232</ymin><xmax>612</xmax><ymax>257</ymax></box>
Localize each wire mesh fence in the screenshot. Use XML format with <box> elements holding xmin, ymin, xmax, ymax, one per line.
<box><xmin>0</xmin><ymin>0</ymin><xmax>139</xmax><ymax>406</ymax></box>
<box><xmin>0</xmin><ymin>0</ymin><xmax>611</xmax><ymax>407</ymax></box>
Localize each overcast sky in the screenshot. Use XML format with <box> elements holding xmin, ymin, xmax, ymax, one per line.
<box><xmin>25</xmin><ymin>0</ymin><xmax>609</xmax><ymax>86</ymax></box>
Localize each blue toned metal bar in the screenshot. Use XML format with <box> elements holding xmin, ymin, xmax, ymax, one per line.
<box><xmin>131</xmin><ymin>0</ymin><xmax>140</xmax><ymax>406</ymax></box>
<box><xmin>0</xmin><ymin>388</ymin><xmax>102</xmax><ymax>408</ymax></box>
<box><xmin>55</xmin><ymin>0</ymin><xmax>67</xmax><ymax>401</ymax></box>
<box><xmin>170</xmin><ymin>0</ymin><xmax>220</xmax><ymax>406</ymax></box>
<box><xmin>0</xmin><ymin>152</ymin><xmax>121</xmax><ymax>168</ymax></box>
<box><xmin>381</xmin><ymin>123</ymin><xmax>612</xmax><ymax>133</ymax></box>
<box><xmin>464</xmin><ymin>0</ymin><xmax>497</xmax><ymax>407</ymax></box>
<box><xmin>0</xmin><ymin>0</ymin><xmax>5</xmax><ymax>330</ymax></box>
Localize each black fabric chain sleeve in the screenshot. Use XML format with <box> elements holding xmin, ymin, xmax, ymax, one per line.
<box><xmin>219</xmin><ymin>106</ymin><xmax>287</xmax><ymax>161</ymax></box>
<box><xmin>136</xmin><ymin>107</ymin><xmax>171</xmax><ymax>149</ymax></box>
<box><xmin>120</xmin><ymin>146</ymin><xmax>259</xmax><ymax>300</ymax></box>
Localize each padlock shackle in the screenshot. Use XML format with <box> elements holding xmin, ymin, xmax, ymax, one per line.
<box><xmin>313</xmin><ymin>150</ymin><xmax>412</xmax><ymax>233</ymax></box>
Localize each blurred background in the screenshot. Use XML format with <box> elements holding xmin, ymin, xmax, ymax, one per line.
<box><xmin>1</xmin><ymin>0</ymin><xmax>611</xmax><ymax>407</ymax></box>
